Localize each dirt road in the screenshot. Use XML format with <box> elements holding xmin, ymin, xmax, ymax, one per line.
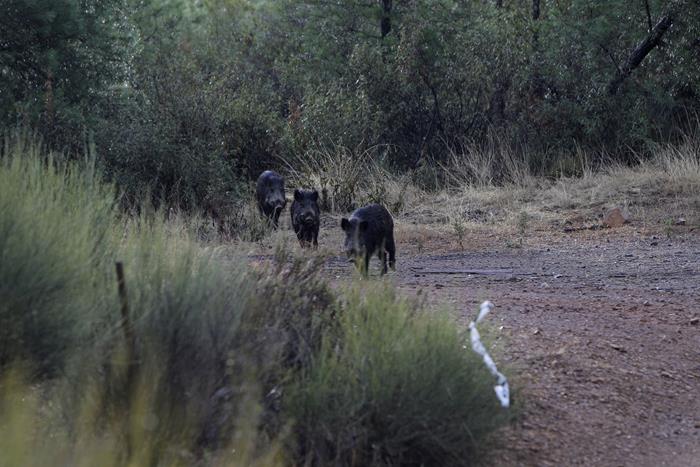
<box><xmin>319</xmin><ymin>224</ymin><xmax>700</xmax><ymax>466</ymax></box>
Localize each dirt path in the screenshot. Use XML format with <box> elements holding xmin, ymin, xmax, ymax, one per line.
<box><xmin>318</xmin><ymin>224</ymin><xmax>700</xmax><ymax>466</ymax></box>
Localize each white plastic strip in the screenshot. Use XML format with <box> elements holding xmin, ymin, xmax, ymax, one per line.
<box><xmin>468</xmin><ymin>301</ymin><xmax>510</xmax><ymax>408</ymax></box>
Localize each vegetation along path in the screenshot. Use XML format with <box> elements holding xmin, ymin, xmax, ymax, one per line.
<box><xmin>306</xmin><ymin>221</ymin><xmax>700</xmax><ymax>466</ymax></box>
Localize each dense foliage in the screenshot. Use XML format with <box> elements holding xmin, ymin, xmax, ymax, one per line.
<box><xmin>2</xmin><ymin>0</ymin><xmax>699</xmax><ymax>211</ymax></box>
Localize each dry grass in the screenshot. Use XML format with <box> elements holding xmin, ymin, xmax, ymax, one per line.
<box><xmin>441</xmin><ymin>133</ymin><xmax>539</xmax><ymax>188</ymax></box>
<box><xmin>280</xmin><ymin>142</ymin><xmax>424</xmax><ymax>216</ymax></box>
<box><xmin>419</xmin><ymin>136</ymin><xmax>700</xmax><ymax>235</ymax></box>
<box><xmin>280</xmin><ymin>143</ymin><xmax>376</xmax><ymax>212</ymax></box>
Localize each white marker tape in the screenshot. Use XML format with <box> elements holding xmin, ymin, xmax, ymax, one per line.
<box><xmin>468</xmin><ymin>301</ymin><xmax>510</xmax><ymax>408</ymax></box>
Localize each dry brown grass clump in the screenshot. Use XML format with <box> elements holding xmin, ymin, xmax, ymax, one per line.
<box><xmin>281</xmin><ymin>143</ymin><xmax>424</xmax><ymax>216</ymax></box>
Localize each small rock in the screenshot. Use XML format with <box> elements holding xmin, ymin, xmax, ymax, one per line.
<box><xmin>533</xmin><ymin>328</ymin><xmax>541</xmax><ymax>335</ymax></box>
<box><xmin>690</xmin><ymin>317</ymin><xmax>699</xmax><ymax>326</ymax></box>
<box><xmin>603</xmin><ymin>207</ymin><xmax>630</xmax><ymax>228</ymax></box>
<box><xmin>675</xmin><ymin>218</ymin><xmax>686</xmax><ymax>226</ymax></box>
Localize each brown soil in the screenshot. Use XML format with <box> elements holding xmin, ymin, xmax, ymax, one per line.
<box><xmin>312</xmin><ymin>217</ymin><xmax>700</xmax><ymax>467</ymax></box>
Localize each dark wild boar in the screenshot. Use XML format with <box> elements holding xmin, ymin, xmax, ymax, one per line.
<box><xmin>340</xmin><ymin>204</ymin><xmax>396</xmax><ymax>276</ymax></box>
<box><xmin>255</xmin><ymin>170</ymin><xmax>286</xmax><ymax>228</ymax></box>
<box><xmin>290</xmin><ymin>189</ymin><xmax>320</xmax><ymax>248</ymax></box>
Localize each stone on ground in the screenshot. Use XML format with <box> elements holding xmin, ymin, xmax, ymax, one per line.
<box><xmin>603</xmin><ymin>208</ymin><xmax>629</xmax><ymax>228</ymax></box>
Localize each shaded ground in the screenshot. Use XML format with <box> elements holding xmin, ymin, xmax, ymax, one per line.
<box><xmin>300</xmin><ymin>217</ymin><xmax>700</xmax><ymax>467</ymax></box>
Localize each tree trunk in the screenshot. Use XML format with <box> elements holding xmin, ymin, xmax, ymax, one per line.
<box><xmin>380</xmin><ymin>0</ymin><xmax>392</xmax><ymax>38</ymax></box>
<box><xmin>530</xmin><ymin>0</ymin><xmax>545</xmax><ymax>99</ymax></box>
<box><xmin>489</xmin><ymin>74</ymin><xmax>511</xmax><ymax>125</ymax></box>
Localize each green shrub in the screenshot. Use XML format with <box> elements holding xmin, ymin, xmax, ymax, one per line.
<box><xmin>96</xmin><ymin>76</ymin><xmax>247</xmax><ymax>215</ymax></box>
<box><xmin>96</xmin><ymin>243</ymin><xmax>338</xmax><ymax>447</ymax></box>
<box><xmin>287</xmin><ymin>285</ymin><xmax>510</xmax><ymax>466</ymax></box>
<box><xmin>0</xmin><ymin>136</ymin><xmax>116</xmax><ymax>375</ymax></box>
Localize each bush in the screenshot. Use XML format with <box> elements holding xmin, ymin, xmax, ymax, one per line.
<box><xmin>96</xmin><ymin>66</ymin><xmax>250</xmax><ymax>215</ymax></box>
<box><xmin>0</xmin><ymin>135</ymin><xmax>116</xmax><ymax>375</ymax></box>
<box><xmin>287</xmin><ymin>285</ymin><xmax>511</xmax><ymax>466</ymax></box>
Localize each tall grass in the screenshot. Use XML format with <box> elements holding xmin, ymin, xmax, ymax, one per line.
<box><xmin>0</xmin><ymin>134</ymin><xmax>299</xmax><ymax>460</ymax></box>
<box><xmin>0</xmin><ymin>136</ymin><xmax>116</xmax><ymax>375</ymax></box>
<box><xmin>440</xmin><ymin>134</ymin><xmax>537</xmax><ymax>188</ymax></box>
<box><xmin>0</xmin><ymin>365</ymin><xmax>287</xmax><ymax>467</ymax></box>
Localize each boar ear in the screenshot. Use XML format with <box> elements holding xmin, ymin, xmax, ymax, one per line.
<box><xmin>359</xmin><ymin>220</ymin><xmax>369</xmax><ymax>232</ymax></box>
<box><xmin>294</xmin><ymin>189</ymin><xmax>302</xmax><ymax>202</ymax></box>
<box><xmin>341</xmin><ymin>218</ymin><xmax>350</xmax><ymax>231</ymax></box>
<box><xmin>311</xmin><ymin>190</ymin><xmax>319</xmax><ymax>202</ymax></box>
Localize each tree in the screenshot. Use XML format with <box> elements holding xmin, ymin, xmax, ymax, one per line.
<box><xmin>0</xmin><ymin>0</ymin><xmax>132</xmax><ymax>148</ymax></box>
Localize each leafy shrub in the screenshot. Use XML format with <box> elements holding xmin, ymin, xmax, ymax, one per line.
<box><xmin>96</xmin><ymin>65</ymin><xmax>251</xmax><ymax>215</ymax></box>
<box><xmin>287</xmin><ymin>285</ymin><xmax>511</xmax><ymax>466</ymax></box>
<box><xmin>0</xmin><ymin>135</ymin><xmax>116</xmax><ymax>375</ymax></box>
